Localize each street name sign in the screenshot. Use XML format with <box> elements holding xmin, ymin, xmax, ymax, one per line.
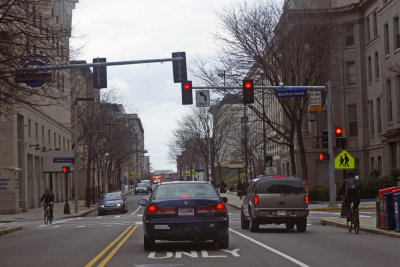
<box><xmin>265</xmin><ymin>167</ymin><xmax>277</xmax><ymax>175</ymax></box>
<box><xmin>228</xmin><ymin>161</ymin><xmax>244</xmax><ymax>169</ymax></box>
<box><xmin>276</xmin><ymin>88</ymin><xmax>306</xmax><ymax>98</ymax></box>
<box><xmin>334</xmin><ymin>150</ymin><xmax>355</xmax><ymax>170</ymax></box>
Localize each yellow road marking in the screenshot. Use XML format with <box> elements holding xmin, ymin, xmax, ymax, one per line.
<box><xmin>97</xmin><ymin>225</ymin><xmax>138</xmax><ymax>267</ymax></box>
<box><xmin>85</xmin><ymin>225</ymin><xmax>133</xmax><ymax>267</ymax></box>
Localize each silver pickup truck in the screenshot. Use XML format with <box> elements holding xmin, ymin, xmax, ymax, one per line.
<box><xmin>241</xmin><ymin>176</ymin><xmax>309</xmax><ymax>232</ymax></box>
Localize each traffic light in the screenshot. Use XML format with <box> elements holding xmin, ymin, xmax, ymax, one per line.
<box><xmin>322</xmin><ymin>129</ymin><xmax>328</xmax><ymax>148</ymax></box>
<box><xmin>335</xmin><ymin>127</ymin><xmax>346</xmax><ymax>149</ymax></box>
<box><xmin>242</xmin><ymin>80</ymin><xmax>254</xmax><ymax>104</ymax></box>
<box><xmin>319</xmin><ymin>152</ymin><xmax>329</xmax><ymax>161</ymax></box>
<box><xmin>62</xmin><ymin>166</ymin><xmax>70</xmax><ymax>173</ymax></box>
<box><xmin>93</xmin><ymin>58</ymin><xmax>107</xmax><ymax>89</ymax></box>
<box><xmin>181</xmin><ymin>81</ymin><xmax>193</xmax><ymax>105</ymax></box>
<box><xmin>172</xmin><ymin>52</ymin><xmax>187</xmax><ymax>83</ymax></box>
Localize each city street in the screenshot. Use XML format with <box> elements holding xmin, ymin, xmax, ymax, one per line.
<box><xmin>1</xmin><ymin>191</ymin><xmax>400</xmax><ymax>267</ymax></box>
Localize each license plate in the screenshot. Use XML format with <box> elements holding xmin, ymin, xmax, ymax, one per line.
<box><xmin>154</xmin><ymin>224</ymin><xmax>170</xmax><ymax>230</ymax></box>
<box><xmin>277</xmin><ymin>210</ymin><xmax>287</xmax><ymax>216</ymax></box>
<box><xmin>178</xmin><ymin>207</ymin><xmax>194</xmax><ymax>216</ymax></box>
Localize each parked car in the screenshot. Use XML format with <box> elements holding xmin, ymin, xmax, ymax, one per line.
<box><xmin>240</xmin><ymin>176</ymin><xmax>309</xmax><ymax>232</ymax></box>
<box><xmin>141</xmin><ymin>179</ymin><xmax>152</xmax><ymax>192</ymax></box>
<box><xmin>98</xmin><ymin>192</ymin><xmax>128</xmax><ymax>216</ymax></box>
<box><xmin>138</xmin><ymin>181</ymin><xmax>229</xmax><ymax>250</ymax></box>
<box><xmin>135</xmin><ymin>183</ymin><xmax>149</xmax><ymax>195</ymax></box>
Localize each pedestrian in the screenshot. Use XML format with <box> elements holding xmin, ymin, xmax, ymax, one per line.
<box><xmin>237</xmin><ymin>179</ymin><xmax>245</xmax><ymax>199</ymax></box>
<box><xmin>121</xmin><ymin>183</ymin><xmax>125</xmax><ymax>193</ymax></box>
<box><xmin>220</xmin><ymin>180</ymin><xmax>226</xmax><ymax>193</ymax></box>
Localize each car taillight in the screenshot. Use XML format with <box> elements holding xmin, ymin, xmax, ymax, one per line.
<box><xmin>196</xmin><ymin>203</ymin><xmax>226</xmax><ymax>214</ymax></box>
<box><xmin>146</xmin><ymin>205</ymin><xmax>156</xmax><ymax>214</ymax></box>
<box><xmin>157</xmin><ymin>206</ymin><xmax>176</xmax><ymax>215</ymax></box>
<box><xmin>254</xmin><ymin>195</ymin><xmax>259</xmax><ymax>205</ymax></box>
<box><xmin>305</xmin><ymin>195</ymin><xmax>309</xmax><ymax>204</ymax></box>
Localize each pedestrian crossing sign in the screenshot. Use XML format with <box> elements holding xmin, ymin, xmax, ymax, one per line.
<box><xmin>334</xmin><ymin>150</ymin><xmax>355</xmax><ymax>170</ymax></box>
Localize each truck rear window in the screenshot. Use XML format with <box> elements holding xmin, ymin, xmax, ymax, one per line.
<box><xmin>259</xmin><ymin>178</ymin><xmax>306</xmax><ymax>194</ymax></box>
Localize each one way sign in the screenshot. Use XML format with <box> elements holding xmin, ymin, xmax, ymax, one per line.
<box><xmin>196</xmin><ymin>90</ymin><xmax>210</xmax><ymax>107</ymax></box>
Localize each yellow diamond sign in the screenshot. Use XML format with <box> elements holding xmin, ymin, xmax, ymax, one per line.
<box><xmin>334</xmin><ymin>150</ymin><xmax>355</xmax><ymax>170</ymax></box>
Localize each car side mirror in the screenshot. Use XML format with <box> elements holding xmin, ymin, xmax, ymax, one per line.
<box><xmin>221</xmin><ymin>197</ymin><xmax>228</xmax><ymax>203</ymax></box>
<box><xmin>138</xmin><ymin>199</ymin><xmax>147</xmax><ymax>206</ymax></box>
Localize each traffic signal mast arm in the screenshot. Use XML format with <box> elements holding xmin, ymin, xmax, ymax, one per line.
<box><xmin>0</xmin><ymin>57</ymin><xmax>185</xmax><ymax>74</ymax></box>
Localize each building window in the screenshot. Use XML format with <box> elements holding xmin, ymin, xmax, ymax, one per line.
<box><xmin>378</xmin><ymin>156</ymin><xmax>382</xmax><ymax>174</ymax></box>
<box><xmin>397</xmin><ymin>75</ymin><xmax>400</xmax><ymax>120</ymax></box>
<box><xmin>374</xmin><ymin>52</ymin><xmax>380</xmax><ymax>80</ymax></box>
<box><xmin>28</xmin><ymin>119</ymin><xmax>31</xmax><ymax>138</ymax></box>
<box><xmin>373</xmin><ymin>12</ymin><xmax>378</xmax><ymax>37</ymax></box>
<box><xmin>346</xmin><ymin>61</ymin><xmax>356</xmax><ymax>85</ymax></box>
<box><xmin>54</xmin><ymin>133</ymin><xmax>56</xmax><ymax>147</ymax></box>
<box><xmin>345</xmin><ymin>24</ymin><xmax>354</xmax><ymax>47</ymax></box>
<box><xmin>384</xmin><ymin>23</ymin><xmax>390</xmax><ymax>55</ymax></box>
<box><xmin>377</xmin><ymin>97</ymin><xmax>382</xmax><ymax>133</ymax></box>
<box><xmin>348</xmin><ymin>104</ymin><xmax>358</xmax><ymax>137</ymax></box>
<box><xmin>369</xmin><ymin>101</ymin><xmax>374</xmax><ymax>136</ymax></box>
<box><xmin>35</xmin><ymin>123</ymin><xmax>38</xmax><ymax>141</ymax></box>
<box><xmin>42</xmin><ymin>126</ymin><xmax>44</xmax><ymax>143</ymax></box>
<box><xmin>367</xmin><ymin>56</ymin><xmax>372</xmax><ymax>83</ymax></box>
<box><xmin>387</xmin><ymin>79</ymin><xmax>393</xmax><ymax>123</ymax></box>
<box><xmin>371</xmin><ymin>157</ymin><xmax>375</xmax><ymax>171</ymax></box>
<box><xmin>394</xmin><ymin>16</ymin><xmax>400</xmax><ymax>50</ymax></box>
<box><xmin>366</xmin><ymin>17</ymin><xmax>371</xmax><ymax>41</ymax></box>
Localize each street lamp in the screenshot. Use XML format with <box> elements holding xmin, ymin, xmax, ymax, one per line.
<box><xmin>103</xmin><ymin>152</ymin><xmax>109</xmax><ymax>193</ymax></box>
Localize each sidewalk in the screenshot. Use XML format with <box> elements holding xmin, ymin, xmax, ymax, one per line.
<box><xmin>220</xmin><ymin>190</ymin><xmax>400</xmax><ymax>238</ymax></box>
<box><xmin>0</xmin><ymin>187</ymin><xmax>134</xmax><ymax>236</ymax></box>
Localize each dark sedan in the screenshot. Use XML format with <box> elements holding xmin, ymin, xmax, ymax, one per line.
<box><xmin>98</xmin><ymin>192</ymin><xmax>127</xmax><ymax>216</ymax></box>
<box><xmin>135</xmin><ymin>183</ymin><xmax>149</xmax><ymax>195</ymax></box>
<box><xmin>138</xmin><ymin>181</ymin><xmax>229</xmax><ymax>250</ymax></box>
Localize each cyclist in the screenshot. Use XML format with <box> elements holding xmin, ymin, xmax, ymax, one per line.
<box><xmin>40</xmin><ymin>188</ymin><xmax>55</xmax><ymax>219</ymax></box>
<box><xmin>337</xmin><ymin>172</ymin><xmax>361</xmax><ymax>221</ymax></box>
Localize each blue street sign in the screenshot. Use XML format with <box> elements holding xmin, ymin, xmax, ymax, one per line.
<box><xmin>53</xmin><ymin>157</ymin><xmax>75</xmax><ymax>163</ymax></box>
<box><xmin>195</xmin><ymin>168</ymin><xmax>204</xmax><ymax>172</ymax></box>
<box><xmin>276</xmin><ymin>88</ymin><xmax>306</xmax><ymax>98</ymax></box>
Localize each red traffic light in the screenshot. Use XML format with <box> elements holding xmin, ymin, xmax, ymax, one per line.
<box><xmin>319</xmin><ymin>153</ymin><xmax>324</xmax><ymax>160</ymax></box>
<box><xmin>62</xmin><ymin>166</ymin><xmax>70</xmax><ymax>173</ymax></box>
<box><xmin>319</xmin><ymin>153</ymin><xmax>329</xmax><ymax>160</ymax></box>
<box><xmin>183</xmin><ymin>83</ymin><xmax>190</xmax><ymax>90</ymax></box>
<box><xmin>244</xmin><ymin>82</ymin><xmax>252</xmax><ymax>89</ymax></box>
<box><xmin>335</xmin><ymin>127</ymin><xmax>342</xmax><ymax>135</ymax></box>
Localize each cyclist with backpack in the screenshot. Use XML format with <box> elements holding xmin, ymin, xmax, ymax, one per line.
<box><xmin>338</xmin><ymin>172</ymin><xmax>361</xmax><ymax>220</ymax></box>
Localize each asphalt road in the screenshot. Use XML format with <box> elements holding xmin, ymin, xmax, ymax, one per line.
<box><xmin>0</xmin><ymin>193</ymin><xmax>399</xmax><ymax>267</ymax></box>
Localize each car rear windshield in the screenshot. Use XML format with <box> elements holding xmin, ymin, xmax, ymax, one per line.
<box><xmin>259</xmin><ymin>178</ymin><xmax>306</xmax><ymax>194</ymax></box>
<box><xmin>153</xmin><ymin>183</ymin><xmax>218</xmax><ymax>199</ymax></box>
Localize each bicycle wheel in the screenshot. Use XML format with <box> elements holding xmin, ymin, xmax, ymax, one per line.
<box><xmin>353</xmin><ymin>209</ymin><xmax>360</xmax><ymax>234</ymax></box>
<box><xmin>44</xmin><ymin>209</ymin><xmax>49</xmax><ymax>224</ymax></box>
<box><xmin>347</xmin><ymin>209</ymin><xmax>352</xmax><ymax>233</ymax></box>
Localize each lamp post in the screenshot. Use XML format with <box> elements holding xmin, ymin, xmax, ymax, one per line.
<box><xmin>103</xmin><ymin>152</ymin><xmax>109</xmax><ymax>193</ymax></box>
<box><xmin>73</xmin><ymin>97</ymin><xmax>95</xmax><ymax>213</ymax></box>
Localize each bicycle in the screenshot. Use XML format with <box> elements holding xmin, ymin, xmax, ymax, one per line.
<box><xmin>347</xmin><ymin>203</ymin><xmax>359</xmax><ymax>234</ymax></box>
<box><xmin>44</xmin><ymin>204</ymin><xmax>53</xmax><ymax>225</ymax></box>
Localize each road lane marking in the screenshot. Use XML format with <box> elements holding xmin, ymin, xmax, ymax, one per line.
<box><xmin>131</xmin><ymin>206</ymin><xmax>141</xmax><ymax>215</ymax></box>
<box><xmin>97</xmin><ymin>225</ymin><xmax>138</xmax><ymax>267</ymax></box>
<box><xmin>85</xmin><ymin>225</ymin><xmax>133</xmax><ymax>267</ymax></box>
<box><xmin>229</xmin><ymin>228</ymin><xmax>309</xmax><ymax>267</ymax></box>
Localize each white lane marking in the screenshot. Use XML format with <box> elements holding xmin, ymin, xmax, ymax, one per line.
<box><xmin>229</xmin><ymin>228</ymin><xmax>309</xmax><ymax>267</ymax></box>
<box><xmin>131</xmin><ymin>207</ymin><xmax>141</xmax><ymax>215</ymax></box>
<box><xmin>96</xmin><ymin>216</ymin><xmax>103</xmax><ymax>219</ymax></box>
<box><xmin>135</xmin><ymin>221</ymin><xmax>143</xmax><ymax>225</ymax></box>
<box><xmin>307</xmin><ymin>224</ymin><xmax>312</xmax><ymax>226</ymax></box>
<box><xmin>51</xmin><ymin>218</ymin><xmax>79</xmax><ymax>225</ymax></box>
<box><xmin>311</xmin><ymin>211</ymin><xmax>370</xmax><ymax>218</ymax></box>
<box><xmin>114</xmin><ymin>216</ymin><xmax>121</xmax><ymax>218</ymax></box>
<box><xmin>137</xmin><ymin>214</ymin><xmax>143</xmax><ymax>217</ymax></box>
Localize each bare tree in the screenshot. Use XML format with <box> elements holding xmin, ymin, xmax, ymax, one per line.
<box><xmin>192</xmin><ymin>0</ymin><xmax>339</xmax><ymax>180</ymax></box>
<box><xmin>0</xmin><ymin>0</ymin><xmax>75</xmax><ymax>115</ymax></box>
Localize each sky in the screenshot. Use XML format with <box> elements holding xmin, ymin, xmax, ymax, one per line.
<box><xmin>70</xmin><ymin>0</ymin><xmax>248</xmax><ymax>171</ymax></box>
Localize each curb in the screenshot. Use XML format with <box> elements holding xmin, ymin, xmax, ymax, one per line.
<box><xmin>320</xmin><ymin>219</ymin><xmax>400</xmax><ymax>238</ymax></box>
<box><xmin>0</xmin><ymin>227</ymin><xmax>23</xmax><ymax>237</ymax></box>
<box><xmin>311</xmin><ymin>206</ymin><xmax>375</xmax><ymax>211</ymax></box>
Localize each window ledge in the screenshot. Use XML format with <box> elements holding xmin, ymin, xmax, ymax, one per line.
<box><xmin>395</xmin><ymin>48</ymin><xmax>400</xmax><ymax>55</ymax></box>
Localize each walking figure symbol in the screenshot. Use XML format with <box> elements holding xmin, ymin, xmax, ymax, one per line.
<box><xmin>340</xmin><ymin>156</ymin><xmax>344</xmax><ymax>167</ymax></box>
<box><xmin>344</xmin><ymin>153</ymin><xmax>350</xmax><ymax>167</ymax></box>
